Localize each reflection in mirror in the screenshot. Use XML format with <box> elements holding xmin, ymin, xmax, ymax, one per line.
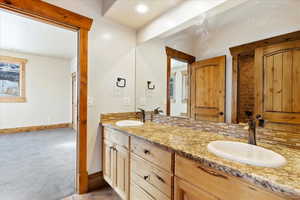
<box><xmin>169</xmin><ymin>59</ymin><xmax>188</xmax><ymax>118</ymax></box>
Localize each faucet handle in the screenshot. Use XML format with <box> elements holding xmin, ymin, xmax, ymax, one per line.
<box><xmin>154</xmin><ymin>107</ymin><xmax>163</xmax><ymax>114</ymax></box>
<box><xmin>138</xmin><ymin>108</ymin><xmax>145</xmax><ymax>112</ymax></box>
<box><xmin>256</xmin><ymin>114</ymin><xmax>262</xmax><ymax>119</ymax></box>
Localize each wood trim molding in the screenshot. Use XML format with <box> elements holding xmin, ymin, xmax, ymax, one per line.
<box><xmin>231</xmin><ymin>55</ymin><xmax>239</xmax><ymax>123</ymax></box>
<box><xmin>88</xmin><ymin>171</ymin><xmax>108</xmax><ymax>192</ymax></box>
<box><xmin>166</xmin><ymin>47</ymin><xmax>196</xmax><ymax>63</ymax></box>
<box><xmin>0</xmin><ymin>123</ymin><xmax>72</xmax><ymax>134</ymax></box>
<box><xmin>0</xmin><ymin>0</ymin><xmax>93</xmax><ymax>194</ymax></box>
<box><xmin>165</xmin><ymin>47</ymin><xmax>196</xmax><ymax>116</ymax></box>
<box><xmin>229</xmin><ymin>30</ymin><xmax>300</xmax><ymax>56</ymax></box>
<box><xmin>78</xmin><ymin>29</ymin><xmax>89</xmax><ymax>194</ymax></box>
<box><xmin>0</xmin><ymin>0</ymin><xmax>93</xmax><ymax>30</ymax></box>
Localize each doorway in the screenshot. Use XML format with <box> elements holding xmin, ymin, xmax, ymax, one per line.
<box><xmin>165</xmin><ymin>47</ymin><xmax>196</xmax><ymax>117</ymax></box>
<box><xmin>0</xmin><ymin>0</ymin><xmax>92</xmax><ymax>196</ymax></box>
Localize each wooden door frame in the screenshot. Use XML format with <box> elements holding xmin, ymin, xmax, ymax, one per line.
<box><xmin>0</xmin><ymin>0</ymin><xmax>93</xmax><ymax>194</ymax></box>
<box><xmin>165</xmin><ymin>47</ymin><xmax>196</xmax><ymax>117</ymax></box>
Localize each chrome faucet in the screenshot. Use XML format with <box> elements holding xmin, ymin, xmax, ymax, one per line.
<box><xmin>153</xmin><ymin>107</ymin><xmax>163</xmax><ymax>115</ymax></box>
<box><xmin>138</xmin><ymin>108</ymin><xmax>146</xmax><ymax>123</ymax></box>
<box><xmin>245</xmin><ymin>111</ymin><xmax>265</xmax><ymax>146</ymax></box>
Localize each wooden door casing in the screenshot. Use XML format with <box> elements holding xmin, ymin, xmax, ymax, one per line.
<box><xmin>191</xmin><ymin>56</ymin><xmax>226</xmax><ymax>122</ymax></box>
<box><xmin>255</xmin><ymin>40</ymin><xmax>300</xmax><ymax>124</ymax></box>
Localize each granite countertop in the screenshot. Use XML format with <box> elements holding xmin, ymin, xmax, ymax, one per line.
<box><xmin>102</xmin><ymin>120</ymin><xmax>300</xmax><ymax>198</ymax></box>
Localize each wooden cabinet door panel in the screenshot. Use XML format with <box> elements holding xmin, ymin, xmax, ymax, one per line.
<box><xmin>174</xmin><ymin>177</ymin><xmax>219</xmax><ymax>200</ymax></box>
<box><xmin>103</xmin><ymin>139</ymin><xmax>114</xmax><ymax>186</ymax></box>
<box><xmin>191</xmin><ymin>56</ymin><xmax>226</xmax><ymax>122</ymax></box>
<box><xmin>255</xmin><ymin>40</ymin><xmax>300</xmax><ymax>124</ymax></box>
<box><xmin>115</xmin><ymin>145</ymin><xmax>129</xmax><ymax>200</ymax></box>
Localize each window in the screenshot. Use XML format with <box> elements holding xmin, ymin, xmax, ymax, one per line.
<box><xmin>170</xmin><ymin>72</ymin><xmax>176</xmax><ymax>102</ymax></box>
<box><xmin>0</xmin><ymin>56</ymin><xmax>27</xmax><ymax>102</ymax></box>
<box><xmin>181</xmin><ymin>70</ymin><xmax>188</xmax><ymax>103</ymax></box>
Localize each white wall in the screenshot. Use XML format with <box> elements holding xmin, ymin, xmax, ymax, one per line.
<box><xmin>193</xmin><ymin>0</ymin><xmax>300</xmax><ymax>122</ymax></box>
<box><xmin>0</xmin><ymin>50</ymin><xmax>71</xmax><ymax>129</ymax></box>
<box><xmin>135</xmin><ymin>36</ymin><xmax>194</xmax><ymax>113</ymax></box>
<box><xmin>44</xmin><ymin>0</ymin><xmax>136</xmax><ymax>174</ymax></box>
<box><xmin>135</xmin><ymin>39</ymin><xmax>167</xmax><ymax>112</ymax></box>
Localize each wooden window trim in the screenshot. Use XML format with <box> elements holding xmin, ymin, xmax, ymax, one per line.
<box><xmin>0</xmin><ymin>55</ymin><xmax>27</xmax><ymax>103</ymax></box>
<box><xmin>0</xmin><ymin>0</ymin><xmax>93</xmax><ymax>194</ymax></box>
<box><xmin>165</xmin><ymin>47</ymin><xmax>195</xmax><ymax>117</ymax></box>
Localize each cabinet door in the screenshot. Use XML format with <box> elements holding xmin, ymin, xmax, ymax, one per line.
<box><xmin>255</xmin><ymin>40</ymin><xmax>300</xmax><ymax>124</ymax></box>
<box><xmin>103</xmin><ymin>139</ymin><xmax>114</xmax><ymax>186</ymax></box>
<box><xmin>115</xmin><ymin>145</ymin><xmax>129</xmax><ymax>200</ymax></box>
<box><xmin>190</xmin><ymin>56</ymin><xmax>226</xmax><ymax>122</ymax></box>
<box><xmin>175</xmin><ymin>177</ymin><xmax>218</xmax><ymax>200</ymax></box>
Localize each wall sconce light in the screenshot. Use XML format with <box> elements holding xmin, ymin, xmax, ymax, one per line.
<box><xmin>147</xmin><ymin>81</ymin><xmax>155</xmax><ymax>90</ymax></box>
<box><xmin>116</xmin><ymin>77</ymin><xmax>126</xmax><ymax>88</ymax></box>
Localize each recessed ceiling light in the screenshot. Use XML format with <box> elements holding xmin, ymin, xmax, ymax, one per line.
<box><xmin>135</xmin><ymin>4</ymin><xmax>149</xmax><ymax>14</ymax></box>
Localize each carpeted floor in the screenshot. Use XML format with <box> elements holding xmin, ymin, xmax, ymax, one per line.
<box><xmin>0</xmin><ymin>128</ymin><xmax>76</xmax><ymax>200</ymax></box>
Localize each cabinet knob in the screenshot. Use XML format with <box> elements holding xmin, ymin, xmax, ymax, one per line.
<box><xmin>144</xmin><ymin>149</ymin><xmax>150</xmax><ymax>154</ymax></box>
<box><xmin>219</xmin><ymin>112</ymin><xmax>224</xmax><ymax>116</ymax></box>
<box><xmin>144</xmin><ymin>175</ymin><xmax>150</xmax><ymax>180</ymax></box>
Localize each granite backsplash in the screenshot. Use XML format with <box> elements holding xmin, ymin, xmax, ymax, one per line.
<box><xmin>100</xmin><ymin>112</ymin><xmax>300</xmax><ymax>149</ymax></box>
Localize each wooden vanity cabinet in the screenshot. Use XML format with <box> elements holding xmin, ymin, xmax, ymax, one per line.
<box><xmin>102</xmin><ymin>127</ymin><xmax>292</xmax><ymax>200</ymax></box>
<box><xmin>103</xmin><ymin>139</ymin><xmax>114</xmax><ymax>186</ymax></box>
<box><xmin>103</xmin><ymin>128</ymin><xmax>130</xmax><ymax>200</ymax></box>
<box><xmin>175</xmin><ymin>177</ymin><xmax>219</xmax><ymax>200</ymax></box>
<box><xmin>175</xmin><ymin>155</ymin><xmax>289</xmax><ymax>200</ymax></box>
<box><xmin>130</xmin><ymin>137</ymin><xmax>173</xmax><ymax>200</ymax></box>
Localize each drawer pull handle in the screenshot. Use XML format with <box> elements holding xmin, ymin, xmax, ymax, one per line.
<box><xmin>144</xmin><ymin>175</ymin><xmax>150</xmax><ymax>180</ymax></box>
<box><xmin>155</xmin><ymin>174</ymin><xmax>165</xmax><ymax>183</ymax></box>
<box><xmin>197</xmin><ymin>166</ymin><xmax>228</xmax><ymax>180</ymax></box>
<box><xmin>144</xmin><ymin>149</ymin><xmax>150</xmax><ymax>154</ymax></box>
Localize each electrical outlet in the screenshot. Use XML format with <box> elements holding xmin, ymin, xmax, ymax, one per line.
<box><xmin>88</xmin><ymin>96</ymin><xmax>95</xmax><ymax>107</ymax></box>
<box><xmin>113</xmin><ymin>87</ymin><xmax>123</xmax><ymax>97</ymax></box>
<box><xmin>123</xmin><ymin>97</ymin><xmax>131</xmax><ymax>106</ymax></box>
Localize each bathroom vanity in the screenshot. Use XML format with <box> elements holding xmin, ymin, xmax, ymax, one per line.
<box><xmin>101</xmin><ymin>115</ymin><xmax>300</xmax><ymax>200</ymax></box>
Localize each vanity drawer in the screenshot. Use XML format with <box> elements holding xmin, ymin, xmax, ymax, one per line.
<box><xmin>131</xmin><ymin>154</ymin><xmax>172</xmax><ymax>197</ymax></box>
<box><xmin>104</xmin><ymin>127</ymin><xmax>129</xmax><ymax>149</ymax></box>
<box><xmin>175</xmin><ymin>155</ymin><xmax>287</xmax><ymax>200</ymax></box>
<box><xmin>131</xmin><ymin>172</ymin><xmax>170</xmax><ymax>200</ymax></box>
<box><xmin>131</xmin><ymin>137</ymin><xmax>172</xmax><ymax>172</ymax></box>
<box><xmin>131</xmin><ymin>182</ymin><xmax>154</xmax><ymax>200</ymax></box>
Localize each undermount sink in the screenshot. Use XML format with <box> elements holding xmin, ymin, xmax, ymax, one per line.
<box><xmin>115</xmin><ymin>120</ymin><xmax>144</xmax><ymax>127</ymax></box>
<box><xmin>207</xmin><ymin>141</ymin><xmax>287</xmax><ymax>168</ymax></box>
